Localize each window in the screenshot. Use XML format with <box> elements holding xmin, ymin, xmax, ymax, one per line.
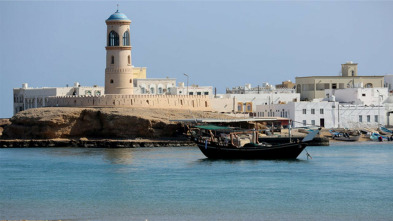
<box><xmin>110</xmin><ymin>79</ymin><xmax>114</xmax><ymax>84</ymax></box>
<box><xmin>197</xmin><ymin>92</ymin><xmax>201</xmax><ymax>95</ymax></box>
<box><xmin>158</xmin><ymin>87</ymin><xmax>163</xmax><ymax>94</ymax></box>
<box><xmin>339</xmin><ymin>83</ymin><xmax>345</xmax><ymax>89</ymax></box>
<box><xmin>311</xmin><ymin>120</ymin><xmax>315</xmax><ymax>126</ymax></box>
<box><xmin>303</xmin><ymin>109</ymin><xmax>307</xmax><ymax>114</ymax></box>
<box><xmin>123</xmin><ymin>31</ymin><xmax>130</xmax><ymax>46</ymax></box>
<box><xmin>189</xmin><ymin>92</ymin><xmax>194</xmax><ymax>95</ymax></box>
<box><xmin>375</xmin><ymin>115</ymin><xmax>379</xmax><ymax>122</ymax></box>
<box><xmin>129</xmin><ymin>79</ymin><xmax>132</xmax><ymax>84</ymax></box>
<box><xmin>204</xmin><ymin>92</ymin><xmax>209</xmax><ymax>95</ymax></box>
<box><xmin>359</xmin><ymin>115</ymin><xmax>362</xmax><ymax>122</ymax></box>
<box><xmin>141</xmin><ymin>87</ymin><xmax>145</xmax><ymax>94</ymax></box>
<box><xmin>352</xmin><ymin>70</ymin><xmax>355</xmax><ymax>76</ymax></box>
<box><xmin>108</xmin><ymin>31</ymin><xmax>119</xmax><ymax>46</ymax></box>
<box><xmin>320</xmin><ymin>109</ymin><xmax>324</xmax><ymax>114</ymax></box>
<box><xmin>303</xmin><ymin>120</ymin><xmax>307</xmax><ymax>126</ymax></box>
<box><xmin>238</xmin><ymin>103</ymin><xmax>242</xmax><ymax>112</ymax></box>
<box><xmin>128</xmin><ymin>55</ymin><xmax>130</xmax><ymax>64</ymax></box>
<box><xmin>367</xmin><ymin>115</ymin><xmax>370</xmax><ymax>122</ymax></box>
<box><xmin>311</xmin><ymin>109</ymin><xmax>315</xmax><ymax>114</ymax></box>
<box><xmin>111</xmin><ymin>56</ymin><xmax>114</xmax><ymax>64</ymax></box>
<box><xmin>332</xmin><ymin>83</ymin><xmax>337</xmax><ymax>89</ymax></box>
<box><xmin>150</xmin><ymin>87</ymin><xmax>155</xmax><ymax>94</ymax></box>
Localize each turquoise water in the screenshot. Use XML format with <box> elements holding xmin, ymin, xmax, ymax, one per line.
<box><xmin>1</xmin><ymin>143</ymin><xmax>393</xmax><ymax>220</ymax></box>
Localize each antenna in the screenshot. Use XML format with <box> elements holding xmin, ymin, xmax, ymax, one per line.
<box><xmin>116</xmin><ymin>3</ymin><xmax>119</xmax><ymax>12</ymax></box>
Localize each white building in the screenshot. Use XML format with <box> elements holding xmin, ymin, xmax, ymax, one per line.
<box><xmin>256</xmin><ymin>101</ymin><xmax>338</xmax><ymax>128</ymax></box>
<box><xmin>384</xmin><ymin>75</ymin><xmax>393</xmax><ymax>93</ymax></box>
<box><xmin>133</xmin><ymin>78</ymin><xmax>176</xmax><ymax>95</ymax></box>
<box><xmin>338</xmin><ymin>105</ymin><xmax>385</xmax><ymax>129</ymax></box>
<box><xmin>226</xmin><ymin>83</ymin><xmax>296</xmax><ymax>94</ymax></box>
<box><xmin>210</xmin><ymin>83</ymin><xmax>300</xmax><ymax>114</ymax></box>
<box><xmin>324</xmin><ymin>87</ymin><xmax>388</xmax><ymax>106</ymax></box>
<box><xmin>255</xmin><ymin>101</ymin><xmax>385</xmax><ymax>129</ymax></box>
<box><xmin>169</xmin><ymin>82</ymin><xmax>213</xmax><ymax>97</ymax></box>
<box><xmin>13</xmin><ymin>83</ymin><xmax>104</xmax><ymax>115</ymax></box>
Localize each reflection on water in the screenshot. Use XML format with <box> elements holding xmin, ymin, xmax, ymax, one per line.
<box><xmin>193</xmin><ymin>157</ymin><xmax>307</xmax><ymax>166</ymax></box>
<box><xmin>102</xmin><ymin>148</ymin><xmax>133</xmax><ymax>165</ymax></box>
<box><xmin>38</xmin><ymin>148</ymin><xmax>134</xmax><ymax>165</ymax></box>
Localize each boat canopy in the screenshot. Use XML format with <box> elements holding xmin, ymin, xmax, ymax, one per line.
<box><xmin>194</xmin><ymin>125</ymin><xmax>232</xmax><ymax>131</ymax></box>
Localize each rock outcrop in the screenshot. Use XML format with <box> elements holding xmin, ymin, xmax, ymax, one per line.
<box><xmin>2</xmin><ymin>107</ymin><xmax>234</xmax><ymax>139</ymax></box>
<box><xmin>0</xmin><ymin>118</ymin><xmax>11</xmax><ymax>137</ymax></box>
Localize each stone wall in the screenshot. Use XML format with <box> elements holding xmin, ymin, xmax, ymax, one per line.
<box><xmin>45</xmin><ymin>94</ymin><xmax>212</xmax><ymax>111</ymax></box>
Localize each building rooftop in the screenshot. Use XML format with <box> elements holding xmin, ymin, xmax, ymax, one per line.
<box><xmin>295</xmin><ymin>75</ymin><xmax>384</xmax><ymax>79</ymax></box>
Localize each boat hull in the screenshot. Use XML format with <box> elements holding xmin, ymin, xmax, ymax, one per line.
<box><xmin>332</xmin><ymin>135</ymin><xmax>361</xmax><ymax>142</ymax></box>
<box><xmin>197</xmin><ymin>142</ymin><xmax>307</xmax><ymax>159</ymax></box>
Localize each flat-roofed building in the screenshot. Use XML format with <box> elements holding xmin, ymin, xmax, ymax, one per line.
<box><xmin>13</xmin><ymin>82</ymin><xmax>104</xmax><ymax>115</ymax></box>
<box><xmin>296</xmin><ymin>62</ymin><xmax>384</xmax><ymax>101</ymax></box>
<box><xmin>255</xmin><ymin>101</ymin><xmax>385</xmax><ymax>129</ymax></box>
<box><xmin>133</xmin><ymin>78</ymin><xmax>176</xmax><ymax>95</ymax></box>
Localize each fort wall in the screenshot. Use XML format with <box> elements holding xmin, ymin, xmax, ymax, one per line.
<box><xmin>46</xmin><ymin>95</ymin><xmax>212</xmax><ymax>111</ymax></box>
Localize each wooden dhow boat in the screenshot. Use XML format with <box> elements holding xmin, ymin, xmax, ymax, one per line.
<box><xmin>194</xmin><ymin>125</ymin><xmax>319</xmax><ymax>160</ymax></box>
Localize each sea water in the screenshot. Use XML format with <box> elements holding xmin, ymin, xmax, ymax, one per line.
<box><xmin>1</xmin><ymin>142</ymin><xmax>393</xmax><ymax>220</ymax></box>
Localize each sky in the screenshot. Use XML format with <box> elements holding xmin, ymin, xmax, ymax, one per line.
<box><xmin>1</xmin><ymin>1</ymin><xmax>393</xmax><ymax>118</ymax></box>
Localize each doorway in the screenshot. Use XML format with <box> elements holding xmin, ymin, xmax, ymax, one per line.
<box><xmin>320</xmin><ymin>118</ymin><xmax>325</xmax><ymax>127</ymax></box>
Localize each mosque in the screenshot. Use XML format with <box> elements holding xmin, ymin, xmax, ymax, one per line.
<box><xmin>13</xmin><ymin>10</ymin><xmax>212</xmax><ymax>114</ymax></box>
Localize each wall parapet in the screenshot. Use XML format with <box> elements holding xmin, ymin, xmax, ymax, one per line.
<box><xmin>46</xmin><ymin>94</ymin><xmax>212</xmax><ymax>111</ymax></box>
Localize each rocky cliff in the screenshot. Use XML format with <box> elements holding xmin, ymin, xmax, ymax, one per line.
<box><xmin>2</xmin><ymin>107</ymin><xmax>233</xmax><ymax>139</ymax></box>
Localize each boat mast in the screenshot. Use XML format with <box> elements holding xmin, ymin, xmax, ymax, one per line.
<box><xmin>289</xmin><ymin>119</ymin><xmax>292</xmax><ymax>143</ymax></box>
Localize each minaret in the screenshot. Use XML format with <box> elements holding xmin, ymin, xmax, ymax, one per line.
<box><xmin>105</xmin><ymin>10</ymin><xmax>133</xmax><ymax>94</ymax></box>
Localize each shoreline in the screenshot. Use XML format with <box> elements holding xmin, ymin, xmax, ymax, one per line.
<box><xmin>0</xmin><ymin>138</ymin><xmax>197</xmax><ymax>148</ymax></box>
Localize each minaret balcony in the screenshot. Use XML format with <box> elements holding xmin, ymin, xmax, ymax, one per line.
<box><xmin>106</xmin><ymin>46</ymin><xmax>132</xmax><ymax>50</ymax></box>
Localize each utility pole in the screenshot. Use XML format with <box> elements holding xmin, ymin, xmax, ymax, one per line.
<box><xmin>184</xmin><ymin>73</ymin><xmax>189</xmax><ymax>95</ymax></box>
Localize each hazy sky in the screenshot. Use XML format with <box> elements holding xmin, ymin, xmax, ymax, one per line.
<box><xmin>1</xmin><ymin>1</ymin><xmax>393</xmax><ymax>118</ymax></box>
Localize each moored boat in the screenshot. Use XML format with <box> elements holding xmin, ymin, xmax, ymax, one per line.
<box><xmin>194</xmin><ymin>125</ymin><xmax>319</xmax><ymax>159</ymax></box>
<box><xmin>329</xmin><ymin>130</ymin><xmax>361</xmax><ymax>142</ymax></box>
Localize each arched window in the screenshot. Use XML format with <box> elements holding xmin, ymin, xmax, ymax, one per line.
<box><xmin>128</xmin><ymin>55</ymin><xmax>130</xmax><ymax>64</ymax></box>
<box><xmin>296</xmin><ymin>84</ymin><xmax>301</xmax><ymax>93</ymax></box>
<box><xmin>365</xmin><ymin>83</ymin><xmax>373</xmax><ymax>88</ymax></box>
<box><xmin>129</xmin><ymin>79</ymin><xmax>132</xmax><ymax>84</ymax></box>
<box><xmin>108</xmin><ymin>31</ymin><xmax>119</xmax><ymax>46</ymax></box>
<box><xmin>111</xmin><ymin>56</ymin><xmax>114</xmax><ymax>64</ymax></box>
<box><xmin>123</xmin><ymin>31</ymin><xmax>130</xmax><ymax>46</ymax></box>
<box><xmin>110</xmin><ymin>79</ymin><xmax>114</xmax><ymax>84</ymax></box>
